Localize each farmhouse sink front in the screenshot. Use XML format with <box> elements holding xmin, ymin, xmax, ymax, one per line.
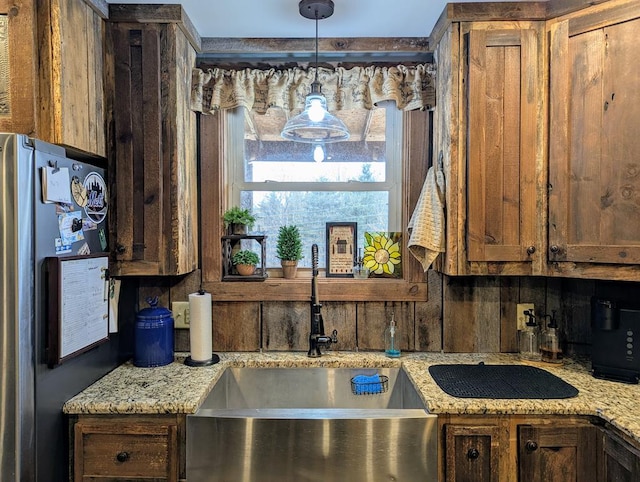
<box><xmin>187</xmin><ymin>367</ymin><xmax>438</xmax><ymax>482</ymax></box>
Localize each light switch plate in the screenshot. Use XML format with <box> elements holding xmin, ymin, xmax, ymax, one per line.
<box><xmin>516</xmin><ymin>303</ymin><xmax>535</xmax><ymax>331</ymax></box>
<box><xmin>172</xmin><ymin>301</ymin><xmax>190</xmax><ymax>329</ymax></box>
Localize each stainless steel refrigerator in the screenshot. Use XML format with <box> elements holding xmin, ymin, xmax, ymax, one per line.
<box><xmin>0</xmin><ymin>134</ymin><xmax>127</xmax><ymax>481</ymax></box>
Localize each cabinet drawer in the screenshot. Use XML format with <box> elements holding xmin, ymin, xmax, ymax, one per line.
<box><xmin>74</xmin><ymin>421</ymin><xmax>178</xmax><ymax>481</ymax></box>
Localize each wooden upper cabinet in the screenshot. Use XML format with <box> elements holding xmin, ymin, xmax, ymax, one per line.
<box><xmin>0</xmin><ymin>0</ymin><xmax>37</xmax><ymax>136</ymax></box>
<box><xmin>465</xmin><ymin>27</ymin><xmax>539</xmax><ymax>266</ymax></box>
<box><xmin>432</xmin><ymin>0</ymin><xmax>640</xmax><ymax>280</ymax></box>
<box><xmin>37</xmin><ymin>0</ymin><xmax>107</xmax><ymax>155</ymax></box>
<box><xmin>0</xmin><ymin>0</ymin><xmax>106</xmax><ymax>155</ymax></box>
<box><xmin>548</xmin><ymin>2</ymin><xmax>640</xmax><ymax>278</ymax></box>
<box><xmin>107</xmin><ymin>7</ymin><xmax>199</xmax><ymax>276</ymax></box>
<box><xmin>432</xmin><ymin>16</ymin><xmax>545</xmax><ymax>276</ymax></box>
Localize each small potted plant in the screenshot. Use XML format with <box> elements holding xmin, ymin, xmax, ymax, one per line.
<box><xmin>276</xmin><ymin>225</ymin><xmax>303</xmax><ymax>279</ymax></box>
<box><xmin>223</xmin><ymin>206</ymin><xmax>256</xmax><ymax>235</ymax></box>
<box><xmin>232</xmin><ymin>249</ymin><xmax>260</xmax><ymax>276</ymax></box>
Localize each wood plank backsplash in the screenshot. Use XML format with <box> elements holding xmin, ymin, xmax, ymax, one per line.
<box><xmin>130</xmin><ymin>270</ymin><xmax>638</xmax><ymax>357</ymax></box>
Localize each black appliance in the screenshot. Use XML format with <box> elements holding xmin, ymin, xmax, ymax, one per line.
<box><xmin>591</xmin><ymin>298</ymin><xmax>640</xmax><ymax>384</ymax></box>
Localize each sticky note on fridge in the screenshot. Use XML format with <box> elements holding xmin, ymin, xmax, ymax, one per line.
<box><xmin>42</xmin><ymin>166</ymin><xmax>72</xmax><ymax>204</ymax></box>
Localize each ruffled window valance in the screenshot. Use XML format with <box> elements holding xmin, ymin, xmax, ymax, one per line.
<box><xmin>190</xmin><ymin>63</ymin><xmax>435</xmax><ymax>115</ymax></box>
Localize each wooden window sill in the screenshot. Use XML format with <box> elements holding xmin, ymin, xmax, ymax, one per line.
<box><xmin>203</xmin><ymin>277</ymin><xmax>427</xmax><ymax>302</ymax></box>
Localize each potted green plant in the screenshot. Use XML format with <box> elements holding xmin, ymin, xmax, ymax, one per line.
<box><xmin>223</xmin><ymin>206</ymin><xmax>256</xmax><ymax>235</ymax></box>
<box><xmin>232</xmin><ymin>249</ymin><xmax>260</xmax><ymax>276</ymax></box>
<box><xmin>276</xmin><ymin>225</ymin><xmax>303</xmax><ymax>279</ymax></box>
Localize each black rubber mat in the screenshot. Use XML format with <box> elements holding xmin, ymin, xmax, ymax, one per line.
<box><xmin>428</xmin><ymin>363</ymin><xmax>579</xmax><ymax>399</ymax></box>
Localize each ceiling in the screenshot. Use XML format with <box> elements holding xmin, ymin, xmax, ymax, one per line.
<box><xmin>107</xmin><ymin>0</ymin><xmax>531</xmax><ymax>39</ymax></box>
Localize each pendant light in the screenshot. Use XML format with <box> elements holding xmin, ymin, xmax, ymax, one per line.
<box><xmin>281</xmin><ymin>0</ymin><xmax>350</xmax><ymax>144</ymax></box>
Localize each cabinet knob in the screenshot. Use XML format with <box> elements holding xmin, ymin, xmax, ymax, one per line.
<box><xmin>115</xmin><ymin>244</ymin><xmax>126</xmax><ymax>254</ymax></box>
<box><xmin>525</xmin><ymin>440</ymin><xmax>538</xmax><ymax>452</ymax></box>
<box><xmin>467</xmin><ymin>448</ymin><xmax>480</xmax><ymax>460</ymax></box>
<box><xmin>116</xmin><ymin>451</ymin><xmax>130</xmax><ymax>463</ymax></box>
<box><xmin>526</xmin><ymin>246</ymin><xmax>536</xmax><ymax>255</ymax></box>
<box><xmin>549</xmin><ymin>245</ymin><xmax>559</xmax><ymax>254</ymax></box>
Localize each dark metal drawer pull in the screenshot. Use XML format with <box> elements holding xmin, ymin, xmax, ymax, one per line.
<box><xmin>467</xmin><ymin>448</ymin><xmax>480</xmax><ymax>460</ymax></box>
<box><xmin>116</xmin><ymin>451</ymin><xmax>130</xmax><ymax>463</ymax></box>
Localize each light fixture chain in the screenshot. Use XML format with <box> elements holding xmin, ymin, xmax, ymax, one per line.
<box><xmin>314</xmin><ymin>10</ymin><xmax>319</xmax><ymax>83</ymax></box>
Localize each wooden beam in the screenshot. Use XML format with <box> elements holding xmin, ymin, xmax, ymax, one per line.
<box><xmin>546</xmin><ymin>0</ymin><xmax>611</xmax><ymax>19</ymax></box>
<box><xmin>204</xmin><ymin>278</ymin><xmax>428</xmax><ymax>302</ymax></box>
<box><xmin>200</xmin><ymin>37</ymin><xmax>429</xmax><ymax>54</ymax></box>
<box><xmin>429</xmin><ymin>2</ymin><xmax>547</xmax><ymax>45</ymax></box>
<box><xmin>108</xmin><ymin>4</ymin><xmax>201</xmax><ymax>51</ymax></box>
<box><xmin>439</xmin><ymin>1</ymin><xmax>547</xmax><ymax>22</ymax></box>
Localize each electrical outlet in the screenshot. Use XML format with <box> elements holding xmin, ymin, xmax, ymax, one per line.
<box><xmin>516</xmin><ymin>303</ymin><xmax>535</xmax><ymax>330</ymax></box>
<box><xmin>172</xmin><ymin>301</ymin><xmax>190</xmax><ymax>329</ymax></box>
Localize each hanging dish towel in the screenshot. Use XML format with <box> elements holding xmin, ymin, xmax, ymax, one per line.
<box><xmin>408</xmin><ymin>163</ymin><xmax>446</xmax><ymax>271</ymax></box>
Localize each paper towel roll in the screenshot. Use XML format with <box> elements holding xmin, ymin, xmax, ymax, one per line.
<box><xmin>188</xmin><ymin>291</ymin><xmax>213</xmax><ymax>362</ymax></box>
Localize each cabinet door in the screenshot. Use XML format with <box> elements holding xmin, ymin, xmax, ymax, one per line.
<box><xmin>109</xmin><ymin>21</ymin><xmax>198</xmax><ymax>276</ymax></box>
<box><xmin>445</xmin><ymin>424</ymin><xmax>500</xmax><ymax>482</ymax></box>
<box><xmin>548</xmin><ymin>9</ymin><xmax>640</xmax><ymax>266</ymax></box>
<box><xmin>37</xmin><ymin>0</ymin><xmax>106</xmax><ymax>155</ymax></box>
<box><xmin>599</xmin><ymin>430</ymin><xmax>640</xmax><ymax>482</ymax></box>
<box><xmin>465</xmin><ymin>27</ymin><xmax>539</xmax><ymax>266</ymax></box>
<box><xmin>518</xmin><ymin>424</ymin><xmax>597</xmax><ymax>482</ymax></box>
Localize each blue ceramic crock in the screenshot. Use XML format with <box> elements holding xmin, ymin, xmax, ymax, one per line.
<box><xmin>134</xmin><ymin>297</ymin><xmax>174</xmax><ymax>367</ymax></box>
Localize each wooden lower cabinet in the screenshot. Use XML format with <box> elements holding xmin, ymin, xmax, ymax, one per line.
<box><xmin>71</xmin><ymin>414</ymin><xmax>185</xmax><ymax>482</ymax></box>
<box><xmin>598</xmin><ymin>428</ymin><xmax>640</xmax><ymax>482</ymax></box>
<box><xmin>518</xmin><ymin>423</ymin><xmax>598</xmax><ymax>482</ymax></box>
<box><xmin>444</xmin><ymin>423</ymin><xmax>503</xmax><ymax>482</ymax></box>
<box><xmin>440</xmin><ymin>415</ymin><xmax>599</xmax><ymax>482</ymax></box>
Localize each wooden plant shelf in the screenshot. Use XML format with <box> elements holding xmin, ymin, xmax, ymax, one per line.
<box><xmin>222</xmin><ymin>235</ymin><xmax>268</xmax><ymax>281</ymax></box>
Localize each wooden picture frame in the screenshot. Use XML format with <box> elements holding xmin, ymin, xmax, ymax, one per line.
<box><xmin>326</xmin><ymin>222</ymin><xmax>357</xmax><ymax>277</ymax></box>
<box><xmin>46</xmin><ymin>254</ymin><xmax>110</xmax><ymax>367</ymax></box>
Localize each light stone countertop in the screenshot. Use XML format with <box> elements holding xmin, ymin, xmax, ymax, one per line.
<box><xmin>63</xmin><ymin>351</ymin><xmax>640</xmax><ymax>444</ymax></box>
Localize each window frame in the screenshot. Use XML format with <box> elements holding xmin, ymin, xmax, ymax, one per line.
<box><xmin>199</xmin><ymin>109</ymin><xmax>432</xmax><ymax>302</ymax></box>
<box><xmin>226</xmin><ymin>104</ymin><xmax>403</xmax><ymax>270</ymax></box>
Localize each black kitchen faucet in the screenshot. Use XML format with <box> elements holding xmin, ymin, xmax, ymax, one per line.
<box><xmin>308</xmin><ymin>243</ymin><xmax>338</xmax><ymax>357</ymax></box>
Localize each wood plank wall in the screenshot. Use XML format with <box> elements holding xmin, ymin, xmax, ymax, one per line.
<box><xmin>135</xmin><ymin>270</ymin><xmax>443</xmax><ymax>353</ymax></box>
<box><xmin>126</xmin><ymin>270</ymin><xmax>638</xmax><ymax>358</ymax></box>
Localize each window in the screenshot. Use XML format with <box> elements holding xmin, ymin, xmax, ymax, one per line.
<box><xmin>226</xmin><ymin>101</ymin><xmax>403</xmax><ymax>269</ymax></box>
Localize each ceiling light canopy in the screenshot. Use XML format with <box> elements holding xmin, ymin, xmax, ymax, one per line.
<box><xmin>281</xmin><ymin>0</ymin><xmax>350</xmax><ymax>144</ymax></box>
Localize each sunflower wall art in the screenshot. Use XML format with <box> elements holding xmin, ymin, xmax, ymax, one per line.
<box><xmin>363</xmin><ymin>232</ymin><xmax>402</xmax><ymax>278</ymax></box>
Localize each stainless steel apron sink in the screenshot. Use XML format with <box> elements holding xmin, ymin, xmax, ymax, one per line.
<box><xmin>187</xmin><ymin>367</ymin><xmax>438</xmax><ymax>482</ymax></box>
